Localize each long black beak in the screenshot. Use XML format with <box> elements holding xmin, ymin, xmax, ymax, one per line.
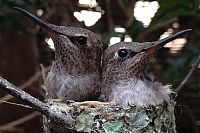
<box><xmin>14</xmin><ymin>7</ymin><xmax>61</xmax><ymax>34</ymax></box>
<box><xmin>144</xmin><ymin>29</ymin><xmax>192</xmax><ymax>53</ymax></box>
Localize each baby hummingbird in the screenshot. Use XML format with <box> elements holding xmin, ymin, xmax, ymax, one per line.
<box><xmin>14</xmin><ymin>7</ymin><xmax>103</xmax><ymax>101</ymax></box>
<box><xmin>101</xmin><ymin>29</ymin><xmax>191</xmax><ymax>107</ymax></box>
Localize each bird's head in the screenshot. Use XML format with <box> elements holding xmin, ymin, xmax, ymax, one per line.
<box><xmin>14</xmin><ymin>7</ymin><xmax>103</xmax><ymax>75</ymax></box>
<box><xmin>102</xmin><ymin>29</ymin><xmax>191</xmax><ymax>82</ymax></box>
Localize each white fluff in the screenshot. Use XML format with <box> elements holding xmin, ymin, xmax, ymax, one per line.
<box><xmin>108</xmin><ymin>78</ymin><xmax>172</xmax><ymax>107</ymax></box>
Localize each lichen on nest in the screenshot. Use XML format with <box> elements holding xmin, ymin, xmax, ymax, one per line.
<box><xmin>43</xmin><ymin>97</ymin><xmax>176</xmax><ymax>133</ymax></box>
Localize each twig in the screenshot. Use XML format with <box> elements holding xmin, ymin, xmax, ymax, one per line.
<box><xmin>0</xmin><ymin>100</ymin><xmax>33</xmax><ymax>109</ymax></box>
<box><xmin>0</xmin><ymin>76</ymin><xmax>75</xmax><ymax>128</ymax></box>
<box><xmin>0</xmin><ymin>66</ymin><xmax>51</xmax><ymax>103</ymax></box>
<box><xmin>176</xmin><ymin>52</ymin><xmax>200</xmax><ymax>91</ymax></box>
<box><xmin>0</xmin><ymin>112</ymin><xmax>40</xmax><ymax>130</ymax></box>
<box><xmin>0</xmin><ymin>127</ymin><xmax>24</xmax><ymax>132</ymax></box>
<box><xmin>0</xmin><ymin>76</ymin><xmax>49</xmax><ymax>115</ymax></box>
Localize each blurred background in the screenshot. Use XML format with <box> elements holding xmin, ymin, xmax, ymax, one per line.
<box><xmin>0</xmin><ymin>0</ymin><xmax>199</xmax><ymax>132</ymax></box>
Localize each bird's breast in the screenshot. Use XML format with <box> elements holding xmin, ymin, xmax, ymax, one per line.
<box><xmin>107</xmin><ymin>78</ymin><xmax>172</xmax><ymax>107</ymax></box>
<box><xmin>45</xmin><ymin>69</ymin><xmax>100</xmax><ymax>101</ymax></box>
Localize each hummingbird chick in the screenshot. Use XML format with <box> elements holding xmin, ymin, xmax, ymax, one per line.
<box><xmin>101</xmin><ymin>29</ymin><xmax>191</xmax><ymax>107</ymax></box>
<box><xmin>15</xmin><ymin>7</ymin><xmax>103</xmax><ymax>101</ymax></box>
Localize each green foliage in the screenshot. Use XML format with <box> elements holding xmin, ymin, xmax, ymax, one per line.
<box><xmin>153</xmin><ymin>0</ymin><xmax>199</xmax><ymax>22</ymax></box>
<box><xmin>126</xmin><ymin>20</ymin><xmax>144</xmax><ymax>40</ymax></box>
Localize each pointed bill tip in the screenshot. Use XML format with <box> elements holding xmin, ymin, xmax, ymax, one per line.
<box><xmin>145</xmin><ymin>29</ymin><xmax>192</xmax><ymax>52</ymax></box>
<box><xmin>155</xmin><ymin>29</ymin><xmax>192</xmax><ymax>45</ymax></box>
<box><xmin>13</xmin><ymin>7</ymin><xmax>33</xmax><ymax>17</ymax></box>
<box><xmin>13</xmin><ymin>7</ymin><xmax>23</xmax><ymax>11</ymax></box>
<box><xmin>181</xmin><ymin>29</ymin><xmax>192</xmax><ymax>32</ymax></box>
<box><xmin>13</xmin><ymin>7</ymin><xmax>58</xmax><ymax>34</ymax></box>
<box><xmin>13</xmin><ymin>7</ymin><xmax>21</xmax><ymax>10</ymax></box>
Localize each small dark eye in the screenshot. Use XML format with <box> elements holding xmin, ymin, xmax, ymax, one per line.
<box><xmin>118</xmin><ymin>49</ymin><xmax>128</xmax><ymax>57</ymax></box>
<box><xmin>76</xmin><ymin>36</ymin><xmax>87</xmax><ymax>45</ymax></box>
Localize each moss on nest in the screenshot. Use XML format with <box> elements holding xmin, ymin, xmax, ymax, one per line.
<box><xmin>43</xmin><ymin>99</ymin><xmax>176</xmax><ymax>133</ymax></box>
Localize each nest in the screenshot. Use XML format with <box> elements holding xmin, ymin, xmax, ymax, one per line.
<box><xmin>43</xmin><ymin>99</ymin><xmax>176</xmax><ymax>133</ymax></box>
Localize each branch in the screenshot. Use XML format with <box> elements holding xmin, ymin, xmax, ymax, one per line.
<box><xmin>0</xmin><ymin>76</ymin><xmax>75</xmax><ymax>128</ymax></box>
<box><xmin>0</xmin><ymin>66</ymin><xmax>51</xmax><ymax>103</ymax></box>
<box><xmin>176</xmin><ymin>52</ymin><xmax>200</xmax><ymax>91</ymax></box>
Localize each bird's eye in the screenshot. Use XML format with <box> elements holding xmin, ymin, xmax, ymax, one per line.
<box><xmin>118</xmin><ymin>49</ymin><xmax>128</xmax><ymax>57</ymax></box>
<box><xmin>76</xmin><ymin>36</ymin><xmax>87</xmax><ymax>45</ymax></box>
